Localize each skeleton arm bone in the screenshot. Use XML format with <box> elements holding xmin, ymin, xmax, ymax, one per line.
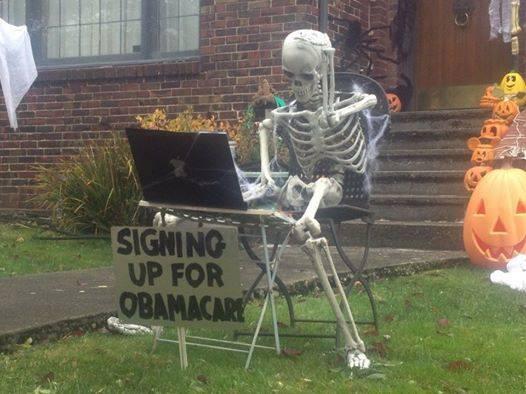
<box><xmin>328</xmin><ymin>93</ymin><xmax>377</xmax><ymax>126</ymax></box>
<box><xmin>258</xmin><ymin>118</ymin><xmax>277</xmax><ymax>187</ymax></box>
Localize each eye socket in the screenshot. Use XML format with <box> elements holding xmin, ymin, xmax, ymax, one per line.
<box><xmin>301</xmin><ymin>73</ymin><xmax>314</xmax><ymax>81</ymax></box>
<box><xmin>476</xmin><ymin>200</ymin><xmax>486</xmax><ymax>215</ymax></box>
<box><xmin>512</xmin><ymin>76</ymin><xmax>517</xmax><ymax>82</ymax></box>
<box><xmin>283</xmin><ymin>70</ymin><xmax>294</xmax><ymax>79</ymax></box>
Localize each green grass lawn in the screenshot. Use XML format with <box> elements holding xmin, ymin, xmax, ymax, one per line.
<box><xmin>0</xmin><ymin>223</ymin><xmax>112</xmax><ymax>277</ymax></box>
<box><xmin>2</xmin><ymin>266</ymin><xmax>526</xmax><ymax>393</ymax></box>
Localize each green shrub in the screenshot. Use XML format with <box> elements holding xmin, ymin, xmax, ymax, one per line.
<box><xmin>33</xmin><ymin>134</ymin><xmax>141</xmax><ymax>234</ymax></box>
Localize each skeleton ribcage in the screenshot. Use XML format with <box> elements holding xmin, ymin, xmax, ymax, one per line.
<box><xmin>282</xmin><ymin>113</ymin><xmax>367</xmax><ymax>183</ymax></box>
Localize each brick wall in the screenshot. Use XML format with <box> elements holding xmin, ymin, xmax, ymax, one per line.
<box><xmin>0</xmin><ymin>0</ymin><xmax>391</xmax><ymax>212</ymax></box>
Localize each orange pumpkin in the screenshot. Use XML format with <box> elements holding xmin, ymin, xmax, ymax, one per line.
<box><xmin>492</xmin><ymin>100</ymin><xmax>519</xmax><ymax>124</ymax></box>
<box><xmin>479</xmin><ymin>86</ymin><xmax>501</xmax><ymax>109</ymax></box>
<box><xmin>464</xmin><ymin>166</ymin><xmax>493</xmax><ymax>192</ymax></box>
<box><xmin>463</xmin><ymin>167</ymin><xmax>526</xmax><ymax>268</ymax></box>
<box><xmin>467</xmin><ymin>137</ymin><xmax>500</xmax><ymax>166</ymax></box>
<box><xmin>386</xmin><ymin>93</ymin><xmax>402</xmax><ymax>112</ymax></box>
<box><xmin>479</xmin><ymin>118</ymin><xmax>509</xmax><ymax>141</ymax></box>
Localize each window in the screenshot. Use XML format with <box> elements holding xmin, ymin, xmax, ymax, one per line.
<box><xmin>0</xmin><ymin>0</ymin><xmax>199</xmax><ymax>67</ymax></box>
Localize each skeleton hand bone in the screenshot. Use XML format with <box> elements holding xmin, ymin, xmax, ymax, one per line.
<box><xmin>290</xmin><ymin>177</ymin><xmax>342</xmax><ymax>242</ymax></box>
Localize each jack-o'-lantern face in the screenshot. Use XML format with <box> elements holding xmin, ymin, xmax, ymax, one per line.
<box><xmin>463</xmin><ymin>168</ymin><xmax>526</xmax><ymax>268</ymax></box>
<box><xmin>499</xmin><ymin>72</ymin><xmax>526</xmax><ymax>95</ymax></box>
<box><xmin>467</xmin><ymin>137</ymin><xmax>499</xmax><ymax>166</ymax></box>
<box><xmin>464</xmin><ymin>166</ymin><xmax>492</xmax><ymax>192</ymax></box>
<box><xmin>386</xmin><ymin>93</ymin><xmax>402</xmax><ymax>112</ymax></box>
<box><xmin>480</xmin><ymin>119</ymin><xmax>509</xmax><ymax>141</ymax></box>
<box><xmin>493</xmin><ymin>100</ymin><xmax>519</xmax><ymax>124</ymax></box>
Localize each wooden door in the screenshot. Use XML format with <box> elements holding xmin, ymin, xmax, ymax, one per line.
<box><xmin>414</xmin><ymin>0</ymin><xmax>512</xmax><ymax>109</ymax></box>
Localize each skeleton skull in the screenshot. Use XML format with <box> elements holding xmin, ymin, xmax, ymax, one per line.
<box><xmin>282</xmin><ymin>30</ymin><xmax>332</xmax><ymax>105</ymax></box>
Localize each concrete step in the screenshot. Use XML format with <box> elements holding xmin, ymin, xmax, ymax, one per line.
<box><xmin>369</xmin><ymin>194</ymin><xmax>468</xmax><ymax>221</ymax></box>
<box><xmin>379</xmin><ymin>127</ymin><xmax>478</xmax><ymax>150</ymax></box>
<box><xmin>376</xmin><ymin>148</ymin><xmax>471</xmax><ymax>171</ymax></box>
<box><xmin>371</xmin><ymin>170</ymin><xmax>466</xmax><ymax>196</ymax></box>
<box><xmin>338</xmin><ymin>219</ymin><xmax>464</xmax><ymax>250</ymax></box>
<box><xmin>390</xmin><ymin>108</ymin><xmax>491</xmax><ymax>131</ymax></box>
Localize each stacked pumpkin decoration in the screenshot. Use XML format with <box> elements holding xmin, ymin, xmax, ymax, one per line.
<box><xmin>465</xmin><ymin>72</ymin><xmax>525</xmax><ymax>192</ymax></box>
<box><xmin>463</xmin><ymin>165</ymin><xmax>526</xmax><ymax>269</ymax></box>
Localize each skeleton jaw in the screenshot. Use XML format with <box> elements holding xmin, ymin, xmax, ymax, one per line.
<box><xmin>293</xmin><ymin>83</ymin><xmax>318</xmax><ymax>103</ymax></box>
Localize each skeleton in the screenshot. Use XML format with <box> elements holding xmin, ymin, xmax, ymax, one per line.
<box><xmin>253</xmin><ymin>29</ymin><xmax>377</xmax><ymax>369</ymax></box>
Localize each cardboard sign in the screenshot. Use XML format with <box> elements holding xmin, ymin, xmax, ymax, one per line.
<box><xmin>112</xmin><ymin>225</ymin><xmax>244</xmax><ymax>328</ymax></box>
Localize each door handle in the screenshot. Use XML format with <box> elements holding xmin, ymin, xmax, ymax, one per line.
<box><xmin>454</xmin><ymin>12</ymin><xmax>470</xmax><ymax>27</ymax></box>
<box><xmin>453</xmin><ymin>0</ymin><xmax>475</xmax><ymax>28</ymax></box>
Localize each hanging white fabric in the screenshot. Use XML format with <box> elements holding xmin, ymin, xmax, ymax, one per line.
<box><xmin>0</xmin><ymin>18</ymin><xmax>37</xmax><ymax>130</ymax></box>
<box><xmin>489</xmin><ymin>0</ymin><xmax>513</xmax><ymax>43</ymax></box>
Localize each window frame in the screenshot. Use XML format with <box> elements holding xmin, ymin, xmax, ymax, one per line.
<box><xmin>7</xmin><ymin>0</ymin><xmax>200</xmax><ymax>69</ymax></box>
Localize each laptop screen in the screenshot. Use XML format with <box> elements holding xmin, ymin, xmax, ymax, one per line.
<box><xmin>126</xmin><ymin>128</ymin><xmax>247</xmax><ymax>210</ymax></box>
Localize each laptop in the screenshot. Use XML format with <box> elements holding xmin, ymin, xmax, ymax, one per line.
<box><xmin>126</xmin><ymin>128</ymin><xmax>248</xmax><ymax>210</ymax></box>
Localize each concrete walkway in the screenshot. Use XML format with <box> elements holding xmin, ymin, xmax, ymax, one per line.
<box><xmin>0</xmin><ymin>247</ymin><xmax>467</xmax><ymax>350</ymax></box>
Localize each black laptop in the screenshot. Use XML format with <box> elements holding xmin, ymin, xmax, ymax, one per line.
<box><xmin>126</xmin><ymin>128</ymin><xmax>248</xmax><ymax>210</ymax></box>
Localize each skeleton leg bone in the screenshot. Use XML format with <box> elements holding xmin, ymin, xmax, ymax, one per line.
<box><xmin>319</xmin><ymin>238</ymin><xmax>365</xmax><ymax>352</ymax></box>
<box><xmin>302</xmin><ymin>238</ymin><xmax>370</xmax><ymax>369</ymax></box>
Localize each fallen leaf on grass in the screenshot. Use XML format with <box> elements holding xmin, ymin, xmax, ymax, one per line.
<box><xmin>38</xmin><ymin>372</ymin><xmax>55</xmax><ymax>385</ymax></box>
<box><xmin>437</xmin><ymin>318</ymin><xmax>450</xmax><ymax>328</ymax></box>
<box><xmin>277</xmin><ymin>321</ymin><xmax>288</xmax><ymax>328</ymax></box>
<box><xmin>446</xmin><ymin>359</ymin><xmax>473</xmax><ymax>372</ymax></box>
<box><xmin>281</xmin><ymin>348</ymin><xmax>303</xmax><ymax>357</ymax></box>
<box><xmin>383</xmin><ymin>314</ymin><xmax>395</xmax><ymax>322</ymax></box>
<box><xmin>370</xmin><ymin>341</ymin><xmax>388</xmax><ymax>358</ymax></box>
<box><xmin>404</xmin><ymin>299</ymin><xmax>413</xmax><ymax>310</ymax></box>
<box><xmin>196</xmin><ymin>375</ymin><xmax>208</xmax><ymax>384</ymax></box>
<box><xmin>362</xmin><ymin>327</ymin><xmax>379</xmax><ymax>337</ymax></box>
<box><xmin>71</xmin><ymin>329</ymin><xmax>85</xmax><ymax>337</ymax></box>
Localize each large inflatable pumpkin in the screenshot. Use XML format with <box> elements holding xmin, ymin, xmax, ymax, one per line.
<box><xmin>463</xmin><ymin>167</ymin><xmax>526</xmax><ymax>268</ymax></box>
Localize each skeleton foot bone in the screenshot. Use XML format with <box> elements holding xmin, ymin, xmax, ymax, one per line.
<box><xmin>347</xmin><ymin>349</ymin><xmax>371</xmax><ymax>370</ymax></box>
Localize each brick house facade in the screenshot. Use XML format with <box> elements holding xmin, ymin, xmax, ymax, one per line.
<box><xmin>0</xmin><ymin>0</ymin><xmax>396</xmax><ymax>212</ymax></box>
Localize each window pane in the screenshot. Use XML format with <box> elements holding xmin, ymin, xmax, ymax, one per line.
<box><xmin>101</xmin><ymin>0</ymin><xmax>120</xmax><ymax>22</ymax></box>
<box><xmin>125</xmin><ymin>0</ymin><xmax>141</xmax><ymax>20</ymax></box>
<box><xmin>123</xmin><ymin>20</ymin><xmax>141</xmax><ymax>54</ymax></box>
<box><xmin>62</xmin><ymin>25</ymin><xmax>80</xmax><ymax>57</ymax></box>
<box><xmin>47</xmin><ymin>0</ymin><xmax>60</xmax><ymax>27</ymax></box>
<box><xmin>100</xmin><ymin>21</ymin><xmax>121</xmax><ymax>55</ymax></box>
<box><xmin>80</xmin><ymin>23</ymin><xmax>100</xmax><ymax>57</ymax></box>
<box><xmin>0</xmin><ymin>0</ymin><xmax>26</xmax><ymax>25</ymax></box>
<box><xmin>179</xmin><ymin>15</ymin><xmax>198</xmax><ymax>52</ymax></box>
<box><xmin>161</xmin><ymin>0</ymin><xmax>179</xmax><ymax>18</ymax></box>
<box><xmin>46</xmin><ymin>27</ymin><xmax>60</xmax><ymax>58</ymax></box>
<box><xmin>180</xmin><ymin>0</ymin><xmax>198</xmax><ymax>17</ymax></box>
<box><xmin>81</xmin><ymin>0</ymin><xmax>100</xmax><ymax>24</ymax></box>
<box><xmin>160</xmin><ymin>17</ymin><xmax>178</xmax><ymax>53</ymax></box>
<box><xmin>159</xmin><ymin>0</ymin><xmax>198</xmax><ymax>53</ymax></box>
<box><xmin>61</xmin><ymin>0</ymin><xmax>80</xmax><ymax>26</ymax></box>
<box><xmin>41</xmin><ymin>0</ymin><xmax>142</xmax><ymax>60</ymax></box>
<box><xmin>37</xmin><ymin>0</ymin><xmax>197</xmax><ymax>64</ymax></box>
